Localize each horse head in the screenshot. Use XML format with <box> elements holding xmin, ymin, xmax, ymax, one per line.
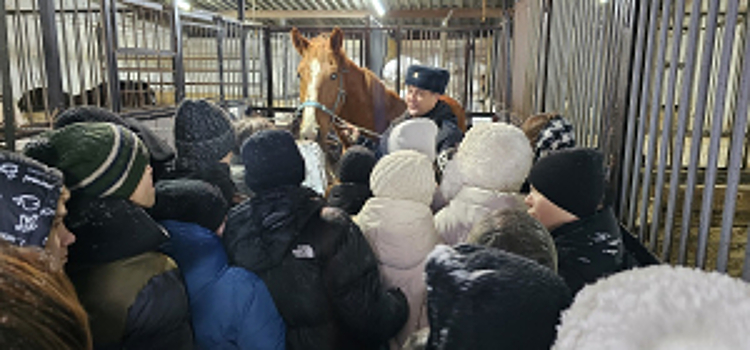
<box><xmin>291</xmin><ymin>27</ymin><xmax>347</xmax><ymax>141</ymax></box>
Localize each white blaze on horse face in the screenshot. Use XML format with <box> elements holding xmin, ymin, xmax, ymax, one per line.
<box><xmin>301</xmin><ymin>59</ymin><xmax>321</xmax><ymax>140</ymax></box>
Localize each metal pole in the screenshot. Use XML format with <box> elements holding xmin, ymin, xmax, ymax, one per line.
<box><xmin>638</xmin><ymin>0</ymin><xmax>671</xmax><ymax>248</ymax></box>
<box><xmin>216</xmin><ymin>18</ymin><xmax>226</xmax><ymax>108</ymax></box>
<box><xmin>662</xmin><ymin>0</ymin><xmax>704</xmax><ymax>262</ymax></box>
<box><xmin>679</xmin><ymin>0</ymin><xmax>720</xmax><ymax>266</ymax></box>
<box><xmin>698</xmin><ymin>0</ymin><xmax>741</xmax><ymax>270</ymax></box>
<box><xmin>618</xmin><ymin>0</ymin><xmax>651</xmax><ymax>221</ymax></box>
<box><xmin>0</xmin><ymin>0</ymin><xmax>15</xmax><ymax>150</ymax></box>
<box><xmin>652</xmin><ymin>0</ymin><xmax>688</xmax><ymax>260</ymax></box>
<box><xmin>172</xmin><ymin>2</ymin><xmax>185</xmax><ymax>104</ymax></box>
<box><xmin>263</xmin><ymin>27</ymin><xmax>273</xmax><ymax>118</ymax></box>
<box><xmin>37</xmin><ymin>0</ymin><xmax>65</xmax><ymax>112</ymax></box>
<box><xmin>238</xmin><ymin>0</ymin><xmax>248</xmax><ymax>100</ymax></box>
<box><xmin>721</xmin><ymin>14</ymin><xmax>750</xmax><ymax>274</ymax></box>
<box><xmin>395</xmin><ymin>26</ymin><xmax>401</xmax><ymax>97</ymax></box>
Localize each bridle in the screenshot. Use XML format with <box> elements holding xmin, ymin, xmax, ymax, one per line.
<box><xmin>294</xmin><ymin>68</ymin><xmax>381</xmax><ymax>139</ymax></box>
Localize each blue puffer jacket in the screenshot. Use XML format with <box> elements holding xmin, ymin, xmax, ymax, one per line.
<box><xmin>160</xmin><ymin>220</ymin><xmax>286</xmax><ymax>350</ymax></box>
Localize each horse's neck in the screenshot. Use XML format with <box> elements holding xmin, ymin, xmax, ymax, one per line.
<box><xmin>340</xmin><ymin>61</ymin><xmax>406</xmax><ymax>133</ymax></box>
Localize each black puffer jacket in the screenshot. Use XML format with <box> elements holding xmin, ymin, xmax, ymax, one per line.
<box><xmin>64</xmin><ymin>196</ymin><xmax>193</xmax><ymax>350</ymax></box>
<box><xmin>327</xmin><ymin>182</ymin><xmax>373</xmax><ymax>216</ymax></box>
<box><xmin>551</xmin><ymin>206</ymin><xmax>625</xmax><ymax>295</ymax></box>
<box><xmin>377</xmin><ymin>100</ymin><xmax>463</xmax><ymax>158</ymax></box>
<box><xmin>224</xmin><ymin>186</ymin><xmax>408</xmax><ymax>350</ymax></box>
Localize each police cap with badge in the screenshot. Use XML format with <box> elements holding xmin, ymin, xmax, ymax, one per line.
<box><xmin>405</xmin><ymin>65</ymin><xmax>450</xmax><ymax>95</ymax></box>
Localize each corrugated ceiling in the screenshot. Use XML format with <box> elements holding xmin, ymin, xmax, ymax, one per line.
<box><xmin>195</xmin><ymin>0</ymin><xmax>518</xmax><ymax>26</ymax></box>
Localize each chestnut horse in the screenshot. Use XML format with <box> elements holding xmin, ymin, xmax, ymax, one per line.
<box><xmin>291</xmin><ymin>27</ymin><xmax>466</xmax><ymax>148</ymax></box>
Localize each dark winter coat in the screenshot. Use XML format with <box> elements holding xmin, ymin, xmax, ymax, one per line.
<box><xmin>164</xmin><ymin>162</ymin><xmax>239</xmax><ymax>205</ymax></box>
<box><xmin>425</xmin><ymin>244</ymin><xmax>571</xmax><ymax>350</ymax></box>
<box><xmin>160</xmin><ymin>220</ymin><xmax>286</xmax><ymax>350</ymax></box>
<box><xmin>378</xmin><ymin>100</ymin><xmax>463</xmax><ymax>158</ymax></box>
<box><xmin>551</xmin><ymin>206</ymin><xmax>625</xmax><ymax>295</ymax></box>
<box><xmin>326</xmin><ymin>182</ymin><xmax>373</xmax><ymax>215</ymax></box>
<box><xmin>223</xmin><ymin>186</ymin><xmax>409</xmax><ymax>350</ymax></box>
<box><xmin>63</xmin><ymin>196</ymin><xmax>193</xmax><ymax>350</ymax></box>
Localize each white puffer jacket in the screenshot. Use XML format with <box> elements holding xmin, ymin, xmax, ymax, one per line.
<box><xmin>355</xmin><ymin>150</ymin><xmax>440</xmax><ymax>349</ymax></box>
<box><xmin>434</xmin><ymin>123</ymin><xmax>533</xmax><ymax>245</ymax></box>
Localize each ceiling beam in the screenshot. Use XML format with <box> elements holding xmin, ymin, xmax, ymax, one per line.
<box><xmin>225</xmin><ymin>7</ymin><xmax>507</xmax><ymax>20</ymax></box>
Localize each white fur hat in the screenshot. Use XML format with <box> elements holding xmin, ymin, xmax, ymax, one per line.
<box><xmin>387</xmin><ymin>118</ymin><xmax>438</xmax><ymax>161</ymax></box>
<box><xmin>370</xmin><ymin>150</ymin><xmax>436</xmax><ymax>204</ymax></box>
<box><xmin>455</xmin><ymin>123</ymin><xmax>532</xmax><ymax>191</ymax></box>
<box><xmin>554</xmin><ymin>265</ymin><xmax>750</xmax><ymax>350</ymax></box>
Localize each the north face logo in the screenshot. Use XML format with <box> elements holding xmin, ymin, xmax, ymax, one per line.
<box><xmin>292</xmin><ymin>244</ymin><xmax>315</xmax><ymax>259</ymax></box>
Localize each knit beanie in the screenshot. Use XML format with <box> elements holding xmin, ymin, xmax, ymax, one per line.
<box><xmin>456</xmin><ymin>122</ymin><xmax>533</xmax><ymax>191</ymax></box>
<box><xmin>0</xmin><ymin>150</ymin><xmax>64</xmax><ymax>247</ymax></box>
<box><xmin>24</xmin><ymin>122</ymin><xmax>149</xmax><ymax>200</ymax></box>
<box><xmin>336</xmin><ymin>145</ymin><xmax>377</xmax><ymax>184</ymax></box>
<box><xmin>426</xmin><ymin>244</ymin><xmax>572</xmax><ymax>350</ymax></box>
<box><xmin>534</xmin><ymin>115</ymin><xmax>576</xmax><ymax>162</ymax></box>
<box><xmin>55</xmin><ymin>106</ymin><xmax>175</xmax><ymax>164</ymax></box>
<box><xmin>527</xmin><ymin>148</ymin><xmax>604</xmax><ymax>218</ymax></box>
<box><xmin>150</xmin><ymin>179</ymin><xmax>228</xmax><ymax>232</ymax></box>
<box><xmin>370</xmin><ymin>150</ymin><xmax>436</xmax><ymax>204</ymax></box>
<box><xmin>554</xmin><ymin>265</ymin><xmax>750</xmax><ymax>350</ymax></box>
<box><xmin>405</xmin><ymin>65</ymin><xmax>450</xmax><ymax>94</ymax></box>
<box><xmin>174</xmin><ymin>99</ymin><xmax>235</xmax><ymax>171</ymax></box>
<box><xmin>242</xmin><ymin>129</ymin><xmax>305</xmax><ymax>192</ymax></box>
<box><xmin>387</xmin><ymin>118</ymin><xmax>438</xmax><ymax>161</ymax></box>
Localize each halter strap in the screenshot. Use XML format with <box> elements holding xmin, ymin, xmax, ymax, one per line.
<box><xmin>294</xmin><ymin>68</ymin><xmax>382</xmax><ymax>139</ymax></box>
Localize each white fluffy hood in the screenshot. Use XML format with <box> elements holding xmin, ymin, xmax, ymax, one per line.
<box><xmin>554</xmin><ymin>265</ymin><xmax>750</xmax><ymax>350</ymax></box>
<box><xmin>355</xmin><ymin>197</ymin><xmax>440</xmax><ymax>270</ymax></box>
<box><xmin>370</xmin><ymin>150</ymin><xmax>436</xmax><ymax>205</ymax></box>
<box><xmin>455</xmin><ymin>123</ymin><xmax>532</xmax><ymax>191</ymax></box>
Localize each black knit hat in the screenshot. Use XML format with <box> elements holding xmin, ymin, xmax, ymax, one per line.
<box><xmin>336</xmin><ymin>145</ymin><xmax>376</xmax><ymax>184</ymax></box>
<box><xmin>528</xmin><ymin>148</ymin><xmax>605</xmax><ymax>218</ymax></box>
<box><xmin>425</xmin><ymin>244</ymin><xmax>571</xmax><ymax>350</ymax></box>
<box><xmin>405</xmin><ymin>65</ymin><xmax>450</xmax><ymax>94</ymax></box>
<box><xmin>242</xmin><ymin>129</ymin><xmax>305</xmax><ymax>192</ymax></box>
<box><xmin>150</xmin><ymin>179</ymin><xmax>228</xmax><ymax>232</ymax></box>
<box><xmin>24</xmin><ymin>122</ymin><xmax>149</xmax><ymax>200</ymax></box>
<box><xmin>0</xmin><ymin>150</ymin><xmax>64</xmax><ymax>248</ymax></box>
<box><xmin>174</xmin><ymin>99</ymin><xmax>235</xmax><ymax>171</ymax></box>
<box><xmin>55</xmin><ymin>106</ymin><xmax>176</xmax><ymax>164</ymax></box>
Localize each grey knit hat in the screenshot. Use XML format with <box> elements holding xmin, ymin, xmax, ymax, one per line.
<box><xmin>174</xmin><ymin>99</ymin><xmax>235</xmax><ymax>171</ymax></box>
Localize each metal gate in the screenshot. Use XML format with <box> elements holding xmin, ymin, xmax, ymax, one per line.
<box><xmin>533</xmin><ymin>0</ymin><xmax>750</xmax><ymax>279</ymax></box>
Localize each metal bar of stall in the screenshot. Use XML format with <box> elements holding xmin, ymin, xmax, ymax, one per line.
<box><xmin>505</xmin><ymin>13</ymin><xmax>512</xmax><ymax>109</ymax></box>
<box><xmin>0</xmin><ymin>0</ymin><xmax>15</xmax><ymax>150</ymax></box>
<box><xmin>665</xmin><ymin>0</ymin><xmax>703</xmax><ymax>262</ymax></box>
<box><xmin>395</xmin><ymin>27</ymin><xmax>401</xmax><ymax>97</ymax></box>
<box><xmin>101</xmin><ymin>0</ymin><xmax>121</xmax><ymax>112</ymax></box>
<box><xmin>588</xmin><ymin>3</ymin><xmax>608</xmax><ymax>147</ymax></box>
<box><xmin>263</xmin><ymin>26</ymin><xmax>273</xmax><ymax>117</ymax></box>
<box><xmin>618</xmin><ymin>0</ymin><xmax>651</xmax><ymax>221</ymax></box>
<box><xmin>639</xmin><ymin>0</ymin><xmax>672</xmax><ymax>248</ymax></box>
<box><xmin>582</xmin><ymin>2</ymin><xmax>601</xmax><ymax>147</ymax></box>
<box><xmin>172</xmin><ymin>4</ymin><xmax>185</xmax><ymax>104</ymax></box>
<box><xmin>679</xmin><ymin>0</ymin><xmax>720</xmax><ymax>266</ymax></box>
<box><xmin>37</xmin><ymin>0</ymin><xmax>65</xmax><ymax>112</ymax></box>
<box><xmin>216</xmin><ymin>18</ymin><xmax>226</xmax><ymax>108</ymax></box>
<box><xmin>239</xmin><ymin>0</ymin><xmax>248</xmax><ymax>100</ymax></box>
<box><xmin>720</xmin><ymin>14</ymin><xmax>750</xmax><ymax>274</ymax></box>
<box><xmin>651</xmin><ymin>0</ymin><xmax>687</xmax><ymax>256</ymax></box>
<box><xmin>698</xmin><ymin>0</ymin><xmax>740</xmax><ymax>270</ymax></box>
<box><xmin>626</xmin><ymin>0</ymin><xmax>661</xmax><ymax>235</ymax></box>
<box><xmin>567</xmin><ymin>1</ymin><xmax>585</xmax><ymax>139</ymax></box>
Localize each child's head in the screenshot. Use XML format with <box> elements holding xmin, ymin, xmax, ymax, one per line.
<box><xmin>174</xmin><ymin>99</ymin><xmax>236</xmax><ymax>171</ymax></box>
<box><xmin>150</xmin><ymin>179</ymin><xmax>228</xmax><ymax>234</ymax></box>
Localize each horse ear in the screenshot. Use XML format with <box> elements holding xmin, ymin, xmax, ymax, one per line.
<box><xmin>291</xmin><ymin>27</ymin><xmax>309</xmax><ymax>55</ymax></box>
<box><xmin>330</xmin><ymin>27</ymin><xmax>344</xmax><ymax>53</ymax></box>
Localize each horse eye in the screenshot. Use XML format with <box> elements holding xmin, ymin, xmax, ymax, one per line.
<box><xmin>297</xmin><ymin>72</ymin><xmax>301</xmax><ymax>79</ymax></box>
<box><xmin>330</xmin><ymin>73</ymin><xmax>337</xmax><ymax>80</ymax></box>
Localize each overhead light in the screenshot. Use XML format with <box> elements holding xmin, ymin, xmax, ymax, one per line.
<box><xmin>599</xmin><ymin>0</ymin><xmax>609</xmax><ymax>3</ymax></box>
<box><xmin>177</xmin><ymin>0</ymin><xmax>191</xmax><ymax>11</ymax></box>
<box><xmin>371</xmin><ymin>0</ymin><xmax>385</xmax><ymax>17</ymax></box>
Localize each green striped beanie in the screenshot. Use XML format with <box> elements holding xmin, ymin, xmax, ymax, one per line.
<box><xmin>24</xmin><ymin>122</ymin><xmax>149</xmax><ymax>199</ymax></box>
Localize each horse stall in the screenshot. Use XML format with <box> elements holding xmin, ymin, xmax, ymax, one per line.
<box><xmin>526</xmin><ymin>0</ymin><xmax>750</xmax><ymax>279</ymax></box>
<box><xmin>254</xmin><ymin>23</ymin><xmax>514</xmax><ymax>126</ymax></box>
<box><xmin>0</xmin><ymin>0</ymin><xmax>267</xmax><ymax>149</ymax></box>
